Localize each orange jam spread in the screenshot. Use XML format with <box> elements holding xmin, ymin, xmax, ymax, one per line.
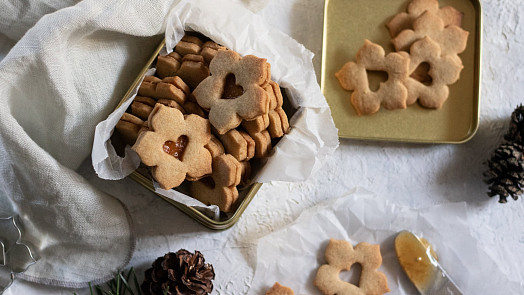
<box><xmin>163</xmin><ymin>135</ymin><xmax>188</xmax><ymax>160</ymax></box>
<box><xmin>221</xmin><ymin>73</ymin><xmax>244</xmax><ymax>99</ymax></box>
<box><xmin>394</xmin><ymin>231</ymin><xmax>438</xmax><ymax>290</ymax></box>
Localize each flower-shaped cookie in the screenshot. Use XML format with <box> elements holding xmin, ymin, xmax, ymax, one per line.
<box><xmin>405</xmin><ymin>37</ymin><xmax>464</xmax><ymax>108</ymax></box>
<box><xmin>392</xmin><ymin>10</ymin><xmax>469</xmax><ymax>56</ymax></box>
<box><xmin>132</xmin><ymin>104</ymin><xmax>212</xmax><ymax>190</ymax></box>
<box><xmin>193</xmin><ymin>50</ymin><xmax>270</xmax><ymax>134</ymax></box>
<box><xmin>386</xmin><ymin>0</ymin><xmax>463</xmax><ymax>37</ymax></box>
<box><xmin>314</xmin><ymin>239</ymin><xmax>389</xmax><ymax>295</ymax></box>
<box><xmin>335</xmin><ymin>40</ymin><xmax>410</xmax><ymax>115</ymax></box>
<box><xmin>190</xmin><ymin>154</ymin><xmax>245</xmax><ymax>212</ymax></box>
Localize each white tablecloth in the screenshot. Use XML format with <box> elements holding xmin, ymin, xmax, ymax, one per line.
<box><xmin>3</xmin><ymin>0</ymin><xmax>524</xmax><ymax>294</ymax></box>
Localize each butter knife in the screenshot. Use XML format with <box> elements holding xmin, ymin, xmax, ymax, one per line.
<box><xmin>394</xmin><ymin>231</ymin><xmax>463</xmax><ymax>295</ymax></box>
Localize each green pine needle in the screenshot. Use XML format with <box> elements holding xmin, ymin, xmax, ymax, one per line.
<box><xmin>81</xmin><ymin>268</ymin><xmax>142</xmax><ymax>295</ymax></box>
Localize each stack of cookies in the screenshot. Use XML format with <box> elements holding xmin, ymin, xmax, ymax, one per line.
<box><xmin>115</xmin><ymin>33</ymin><xmax>290</xmax><ymax>213</ymax></box>
<box><xmin>335</xmin><ymin>0</ymin><xmax>469</xmax><ymax>115</ymax></box>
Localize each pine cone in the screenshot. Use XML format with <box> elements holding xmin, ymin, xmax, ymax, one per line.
<box><xmin>504</xmin><ymin>104</ymin><xmax>524</xmax><ymax>143</ymax></box>
<box><xmin>484</xmin><ymin>142</ymin><xmax>524</xmax><ymax>203</ymax></box>
<box><xmin>141</xmin><ymin>250</ymin><xmax>215</xmax><ymax>295</ymax></box>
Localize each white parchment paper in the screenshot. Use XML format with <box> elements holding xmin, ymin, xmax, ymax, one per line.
<box><xmin>250</xmin><ymin>188</ymin><xmax>522</xmax><ymax>295</ymax></box>
<box><xmin>91</xmin><ymin>0</ymin><xmax>338</xmax><ymax>219</ymax></box>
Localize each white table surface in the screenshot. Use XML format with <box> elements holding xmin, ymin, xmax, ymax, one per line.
<box><xmin>3</xmin><ymin>0</ymin><xmax>524</xmax><ymax>294</ymax></box>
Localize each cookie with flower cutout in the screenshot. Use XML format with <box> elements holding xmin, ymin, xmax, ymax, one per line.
<box><xmin>335</xmin><ymin>40</ymin><xmax>410</xmax><ymax>115</ymax></box>
<box><xmin>132</xmin><ymin>104</ymin><xmax>212</xmax><ymax>190</ymax></box>
<box><xmin>314</xmin><ymin>239</ymin><xmax>389</xmax><ymax>295</ymax></box>
<box><xmin>193</xmin><ymin>50</ymin><xmax>270</xmax><ymax>134</ymax></box>
<box><xmin>386</xmin><ymin>0</ymin><xmax>463</xmax><ymax>37</ymax></box>
<box><xmin>405</xmin><ymin>37</ymin><xmax>463</xmax><ymax>108</ymax></box>
<box><xmin>392</xmin><ymin>10</ymin><xmax>469</xmax><ymax>58</ymax></box>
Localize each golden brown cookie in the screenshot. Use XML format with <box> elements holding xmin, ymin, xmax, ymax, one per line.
<box><xmin>132</xmin><ymin>104</ymin><xmax>212</xmax><ymax>190</ymax></box>
<box><xmin>157</xmin><ymin>99</ymin><xmax>186</xmax><ymax>114</ymax></box>
<box><xmin>131</xmin><ymin>96</ymin><xmax>157</xmax><ymax>120</ymax></box>
<box><xmin>405</xmin><ymin>37</ymin><xmax>463</xmax><ymax>108</ymax></box>
<box><xmin>175</xmin><ymin>35</ymin><xmax>204</xmax><ymax>56</ymax></box>
<box><xmin>267</xmin><ymin>108</ymin><xmax>290</xmax><ymax>138</ymax></box>
<box><xmin>218</xmin><ymin>129</ymin><xmax>255</xmax><ymax>162</ymax></box>
<box><xmin>154</xmin><ymin>76</ymin><xmax>189</xmax><ymax>104</ymax></box>
<box><xmin>252</xmin><ymin>130</ymin><xmax>272</xmax><ymax>158</ymax></box>
<box><xmin>115</xmin><ymin>112</ymin><xmax>144</xmax><ymax>145</ymax></box>
<box><xmin>182</xmin><ymin>101</ymin><xmax>207</xmax><ymax>118</ymax></box>
<box><xmin>241</xmin><ymin>114</ymin><xmax>270</xmax><ymax>135</ymax></box>
<box><xmin>239</xmin><ymin>160</ymin><xmax>251</xmax><ymax>186</ymax></box>
<box><xmin>156</xmin><ymin>51</ymin><xmax>182</xmax><ymax>79</ymax></box>
<box><xmin>392</xmin><ymin>10</ymin><xmax>469</xmax><ymax>55</ymax></box>
<box><xmin>386</xmin><ymin>0</ymin><xmax>464</xmax><ymax>37</ymax></box>
<box><xmin>176</xmin><ymin>54</ymin><xmax>210</xmax><ymax>89</ymax></box>
<box><xmin>267</xmin><ymin>81</ymin><xmax>290</xmax><ymax>138</ymax></box>
<box><xmin>201</xmin><ymin>41</ymin><xmax>226</xmax><ymax>64</ymax></box>
<box><xmin>335</xmin><ymin>40</ymin><xmax>410</xmax><ymax>115</ymax></box>
<box><xmin>265</xmin><ymin>282</ymin><xmax>295</xmax><ymax>295</ymax></box>
<box><xmin>138</xmin><ymin>76</ymin><xmax>162</xmax><ymax>97</ymax></box>
<box><xmin>193</xmin><ymin>50</ymin><xmax>270</xmax><ymax>134</ymax></box>
<box><xmin>314</xmin><ymin>239</ymin><xmax>389</xmax><ymax>295</ymax></box>
<box><xmin>190</xmin><ymin>154</ymin><xmax>242</xmax><ymax>212</ymax></box>
<box><xmin>205</xmin><ymin>135</ymin><xmax>225</xmax><ymax>159</ymax></box>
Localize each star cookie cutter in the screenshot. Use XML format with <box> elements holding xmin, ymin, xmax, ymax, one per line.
<box><xmin>0</xmin><ymin>216</ymin><xmax>37</xmax><ymax>294</ymax></box>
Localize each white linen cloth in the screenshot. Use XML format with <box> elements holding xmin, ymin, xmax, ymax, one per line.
<box><xmin>0</xmin><ymin>0</ymin><xmax>269</xmax><ymax>288</ymax></box>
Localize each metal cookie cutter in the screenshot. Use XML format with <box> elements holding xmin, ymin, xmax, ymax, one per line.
<box><xmin>0</xmin><ymin>216</ymin><xmax>37</xmax><ymax>294</ymax></box>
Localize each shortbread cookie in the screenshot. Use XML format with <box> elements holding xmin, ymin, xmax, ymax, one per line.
<box><xmin>252</xmin><ymin>130</ymin><xmax>272</xmax><ymax>158</ymax></box>
<box><xmin>137</xmin><ymin>76</ymin><xmax>189</xmax><ymax>104</ymax></box>
<box><xmin>386</xmin><ymin>0</ymin><xmax>463</xmax><ymax>37</ymax></box>
<box><xmin>314</xmin><ymin>239</ymin><xmax>389</xmax><ymax>295</ymax></box>
<box><xmin>335</xmin><ymin>40</ymin><xmax>410</xmax><ymax>115</ymax></box>
<box><xmin>115</xmin><ymin>112</ymin><xmax>144</xmax><ymax>145</ymax></box>
<box><xmin>201</xmin><ymin>41</ymin><xmax>226</xmax><ymax>64</ymax></box>
<box><xmin>266</xmin><ymin>81</ymin><xmax>290</xmax><ymax>138</ymax></box>
<box><xmin>265</xmin><ymin>282</ymin><xmax>295</xmax><ymax>295</ymax></box>
<box><xmin>176</xmin><ymin>54</ymin><xmax>210</xmax><ymax>89</ymax></box>
<box><xmin>405</xmin><ymin>37</ymin><xmax>463</xmax><ymax>108</ymax></box>
<box><xmin>239</xmin><ymin>160</ymin><xmax>251</xmax><ymax>186</ymax></box>
<box><xmin>205</xmin><ymin>135</ymin><xmax>225</xmax><ymax>159</ymax></box>
<box><xmin>156</xmin><ymin>51</ymin><xmax>182</xmax><ymax>79</ymax></box>
<box><xmin>154</xmin><ymin>76</ymin><xmax>189</xmax><ymax>104</ymax></box>
<box><xmin>157</xmin><ymin>99</ymin><xmax>186</xmax><ymax>114</ymax></box>
<box><xmin>218</xmin><ymin>129</ymin><xmax>255</xmax><ymax>162</ymax></box>
<box><xmin>138</xmin><ymin>76</ymin><xmax>162</xmax><ymax>97</ymax></box>
<box><xmin>183</xmin><ymin>101</ymin><xmax>207</xmax><ymax>118</ymax></box>
<box><xmin>175</xmin><ymin>35</ymin><xmax>204</xmax><ymax>56</ymax></box>
<box><xmin>131</xmin><ymin>96</ymin><xmax>157</xmax><ymax>120</ymax></box>
<box><xmin>193</xmin><ymin>50</ymin><xmax>270</xmax><ymax>134</ymax></box>
<box><xmin>268</xmin><ymin>108</ymin><xmax>290</xmax><ymax>138</ymax></box>
<box><xmin>392</xmin><ymin>10</ymin><xmax>469</xmax><ymax>55</ymax></box>
<box><xmin>241</xmin><ymin>114</ymin><xmax>270</xmax><ymax>135</ymax></box>
<box><xmin>132</xmin><ymin>104</ymin><xmax>212</xmax><ymax>190</ymax></box>
<box><xmin>190</xmin><ymin>154</ymin><xmax>242</xmax><ymax>212</ymax></box>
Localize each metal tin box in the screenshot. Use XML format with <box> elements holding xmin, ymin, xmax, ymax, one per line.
<box><xmin>115</xmin><ymin>40</ymin><xmax>264</xmax><ymax>230</ymax></box>
<box><xmin>321</xmin><ymin>0</ymin><xmax>482</xmax><ymax>143</ymax></box>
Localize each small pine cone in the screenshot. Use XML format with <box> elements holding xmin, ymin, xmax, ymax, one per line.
<box><xmin>504</xmin><ymin>104</ymin><xmax>524</xmax><ymax>143</ymax></box>
<box><xmin>484</xmin><ymin>142</ymin><xmax>524</xmax><ymax>203</ymax></box>
<box><xmin>141</xmin><ymin>250</ymin><xmax>215</xmax><ymax>295</ymax></box>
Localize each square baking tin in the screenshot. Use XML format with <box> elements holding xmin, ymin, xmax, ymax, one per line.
<box><xmin>321</xmin><ymin>0</ymin><xmax>482</xmax><ymax>143</ymax></box>
<box><xmin>115</xmin><ymin>40</ymin><xmax>263</xmax><ymax>230</ymax></box>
